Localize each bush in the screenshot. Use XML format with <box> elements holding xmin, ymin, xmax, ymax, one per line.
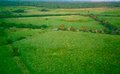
<box><xmin>58</xmin><ymin>24</ymin><xmax>66</xmax><ymax>31</ymax></box>
<box><xmin>89</xmin><ymin>28</ymin><xmax>95</xmax><ymax>33</ymax></box>
<box><xmin>111</xmin><ymin>29</ymin><xmax>120</xmax><ymax>35</ymax></box>
<box><xmin>40</xmin><ymin>25</ymin><xmax>48</xmax><ymax>29</ymax></box>
<box><xmin>81</xmin><ymin>26</ymin><xmax>87</xmax><ymax>32</ymax></box>
<box><xmin>45</xmin><ymin>18</ymin><xmax>49</xmax><ymax>20</ymax></box>
<box><xmin>12</xmin><ymin>47</ymin><xmax>19</xmax><ymax>56</ymax></box>
<box><xmin>41</xmin><ymin>8</ymin><xmax>49</xmax><ymax>12</ymax></box>
<box><xmin>13</xmin><ymin>9</ymin><xmax>25</xmax><ymax>13</ymax></box>
<box><xmin>103</xmin><ymin>29</ymin><xmax>112</xmax><ymax>34</ymax></box>
<box><xmin>95</xmin><ymin>29</ymin><xmax>103</xmax><ymax>33</ymax></box>
<box><xmin>0</xmin><ymin>11</ymin><xmax>13</xmax><ymax>17</ymax></box>
<box><xmin>6</xmin><ymin>39</ymin><xmax>13</xmax><ymax>44</ymax></box>
<box><xmin>69</xmin><ymin>26</ymin><xmax>76</xmax><ymax>31</ymax></box>
<box><xmin>17</xmin><ymin>37</ymin><xmax>26</xmax><ymax>41</ymax></box>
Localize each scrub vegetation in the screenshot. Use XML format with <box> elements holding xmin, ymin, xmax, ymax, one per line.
<box><xmin>0</xmin><ymin>1</ymin><xmax>120</xmax><ymax>74</ymax></box>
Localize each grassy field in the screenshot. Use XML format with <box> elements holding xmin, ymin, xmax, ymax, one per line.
<box><xmin>0</xmin><ymin>6</ymin><xmax>120</xmax><ymax>74</ymax></box>
<box><xmin>0</xmin><ymin>6</ymin><xmax>120</xmax><ymax>15</ymax></box>
<box><xmin>98</xmin><ymin>16</ymin><xmax>120</xmax><ymax>28</ymax></box>
<box><xmin>0</xmin><ymin>15</ymin><xmax>105</xmax><ymax>30</ymax></box>
<box><xmin>13</xmin><ymin>31</ymin><xmax>120</xmax><ymax>74</ymax></box>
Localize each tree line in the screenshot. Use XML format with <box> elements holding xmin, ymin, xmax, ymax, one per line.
<box><xmin>0</xmin><ymin>1</ymin><xmax>120</xmax><ymax>8</ymax></box>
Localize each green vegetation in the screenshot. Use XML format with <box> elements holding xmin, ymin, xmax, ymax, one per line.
<box><xmin>12</xmin><ymin>9</ymin><xmax>25</xmax><ymax>13</ymax></box>
<box><xmin>0</xmin><ymin>1</ymin><xmax>120</xmax><ymax>8</ymax></box>
<box><xmin>0</xmin><ymin>16</ymin><xmax>105</xmax><ymax>30</ymax></box>
<box><xmin>0</xmin><ymin>3</ymin><xmax>120</xmax><ymax>74</ymax></box>
<box><xmin>98</xmin><ymin>16</ymin><xmax>120</xmax><ymax>28</ymax></box>
<box><xmin>13</xmin><ymin>31</ymin><xmax>120</xmax><ymax>74</ymax></box>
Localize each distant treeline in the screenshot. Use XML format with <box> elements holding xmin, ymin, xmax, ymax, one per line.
<box><xmin>0</xmin><ymin>1</ymin><xmax>120</xmax><ymax>8</ymax></box>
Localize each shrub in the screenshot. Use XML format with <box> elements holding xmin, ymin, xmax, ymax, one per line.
<box><xmin>40</xmin><ymin>25</ymin><xmax>48</xmax><ymax>29</ymax></box>
<box><xmin>104</xmin><ymin>29</ymin><xmax>112</xmax><ymax>34</ymax></box>
<box><xmin>88</xmin><ymin>11</ymin><xmax>90</xmax><ymax>13</ymax></box>
<box><xmin>0</xmin><ymin>11</ymin><xmax>13</xmax><ymax>17</ymax></box>
<box><xmin>41</xmin><ymin>8</ymin><xmax>49</xmax><ymax>12</ymax></box>
<box><xmin>12</xmin><ymin>47</ymin><xmax>19</xmax><ymax>56</ymax></box>
<box><xmin>17</xmin><ymin>37</ymin><xmax>26</xmax><ymax>41</ymax></box>
<box><xmin>81</xmin><ymin>26</ymin><xmax>87</xmax><ymax>32</ymax></box>
<box><xmin>89</xmin><ymin>28</ymin><xmax>95</xmax><ymax>33</ymax></box>
<box><xmin>95</xmin><ymin>29</ymin><xmax>103</xmax><ymax>33</ymax></box>
<box><xmin>69</xmin><ymin>26</ymin><xmax>76</xmax><ymax>31</ymax></box>
<box><xmin>45</xmin><ymin>18</ymin><xmax>49</xmax><ymax>20</ymax></box>
<box><xmin>6</xmin><ymin>39</ymin><xmax>13</xmax><ymax>44</ymax></box>
<box><xmin>100</xmin><ymin>29</ymin><xmax>105</xmax><ymax>33</ymax></box>
<box><xmin>13</xmin><ymin>9</ymin><xmax>25</xmax><ymax>13</ymax></box>
<box><xmin>111</xmin><ymin>29</ymin><xmax>120</xmax><ymax>35</ymax></box>
<box><xmin>58</xmin><ymin>24</ymin><xmax>66</xmax><ymax>31</ymax></box>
